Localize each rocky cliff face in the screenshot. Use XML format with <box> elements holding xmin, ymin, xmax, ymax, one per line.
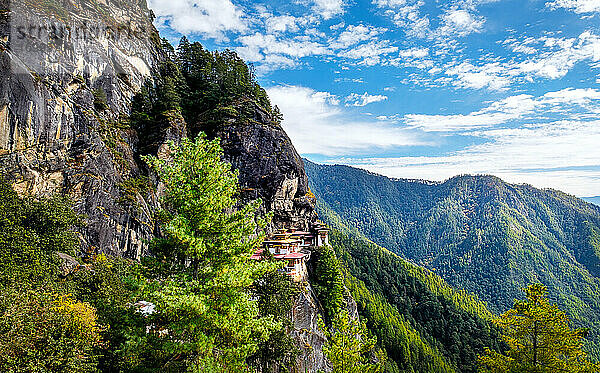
<box><xmin>0</xmin><ymin>0</ymin><xmax>316</xmax><ymax>256</ymax></box>
<box><xmin>1</xmin><ymin>1</ymin><xmax>337</xmax><ymax>371</ymax></box>
<box><xmin>211</xmin><ymin>101</ymin><xmax>317</xmax><ymax>233</ymax></box>
<box><xmin>0</xmin><ymin>0</ymin><xmax>166</xmax><ymax>258</ymax></box>
<box><xmin>290</xmin><ymin>284</ymin><xmax>359</xmax><ymax>373</ymax></box>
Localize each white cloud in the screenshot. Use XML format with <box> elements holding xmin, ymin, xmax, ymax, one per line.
<box><xmin>547</xmin><ymin>0</ymin><xmax>600</xmax><ymax>13</ymax></box>
<box><xmin>338</xmin><ymin>40</ymin><xmax>399</xmax><ymax>65</ymax></box>
<box><xmin>266</xmin><ymin>85</ymin><xmax>424</xmax><ymax>155</ymax></box>
<box><xmin>512</xmin><ymin>33</ymin><xmax>600</xmax><ymax>80</ymax></box>
<box><xmin>349</xmin><ymin>87</ymin><xmax>600</xmax><ymax>194</ymax></box>
<box><xmin>345</xmin><ymin>92</ymin><xmax>389</xmax><ymax>106</ymax></box>
<box><xmin>334</xmin><ymin>77</ymin><xmax>366</xmax><ymax>83</ymax></box>
<box><xmin>148</xmin><ymin>0</ymin><xmax>246</xmax><ymax>39</ymax></box>
<box><xmin>399</xmin><ymin>47</ymin><xmax>429</xmax><ymax>58</ymax></box>
<box><xmin>435</xmin><ymin>9</ymin><xmax>485</xmax><ymax>38</ymax></box>
<box><xmin>381</xmin><ymin>1</ymin><xmax>432</xmax><ymax>39</ymax></box>
<box><xmin>373</xmin><ymin>0</ymin><xmax>408</xmax><ymax>6</ymax></box>
<box><xmin>444</xmin><ymin>31</ymin><xmax>600</xmax><ymax>90</ymax></box>
<box><xmin>236</xmin><ymin>32</ymin><xmax>331</xmax><ymax>67</ymax></box>
<box><xmin>373</xmin><ymin>0</ymin><xmax>487</xmax><ymax>40</ymax></box>
<box><xmin>401</xmin><ymin>88</ymin><xmax>600</xmax><ymax>131</ymax></box>
<box><xmin>264</xmin><ymin>15</ymin><xmax>302</xmax><ymax>33</ymax></box>
<box><xmin>311</xmin><ymin>0</ymin><xmax>345</xmax><ymax>19</ymax></box>
<box><xmin>329</xmin><ymin>119</ymin><xmax>600</xmax><ymax>196</ymax></box>
<box><xmin>331</xmin><ymin>24</ymin><xmax>387</xmax><ymax>49</ymax></box>
<box><xmin>445</xmin><ymin>62</ymin><xmax>512</xmax><ymax>90</ymax></box>
<box><xmin>260</xmin><ymin>55</ymin><xmax>299</xmax><ymax>72</ymax></box>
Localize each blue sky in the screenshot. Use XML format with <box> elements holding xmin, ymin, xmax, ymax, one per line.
<box><xmin>148</xmin><ymin>0</ymin><xmax>600</xmax><ymax>197</ymax></box>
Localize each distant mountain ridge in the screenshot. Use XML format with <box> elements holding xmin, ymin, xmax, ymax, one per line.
<box><xmin>305</xmin><ymin>160</ymin><xmax>600</xmax><ymax>358</ymax></box>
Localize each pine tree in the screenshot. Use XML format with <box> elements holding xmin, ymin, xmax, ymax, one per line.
<box><xmin>479</xmin><ymin>284</ymin><xmax>600</xmax><ymax>373</ymax></box>
<box><xmin>138</xmin><ymin>135</ymin><xmax>280</xmax><ymax>372</ymax></box>
<box><xmin>321</xmin><ymin>310</ymin><xmax>385</xmax><ymax>373</ymax></box>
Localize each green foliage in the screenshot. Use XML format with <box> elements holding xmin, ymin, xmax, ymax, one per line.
<box><xmin>117</xmin><ymin>176</ymin><xmax>151</xmax><ymax>207</ymax></box>
<box><xmin>176</xmin><ymin>37</ymin><xmax>279</xmax><ymax>136</ymax></box>
<box><xmin>0</xmin><ymin>179</ymin><xmax>81</xmax><ymax>284</ymax></box>
<box><xmin>0</xmin><ymin>180</ymin><xmax>103</xmax><ymax>372</ymax></box>
<box><xmin>0</xmin><ymin>286</ymin><xmax>102</xmax><ymax>373</ymax></box>
<box><xmin>320</xmin><ymin>310</ymin><xmax>385</xmax><ymax>373</ymax></box>
<box><xmin>252</xmin><ymin>269</ymin><xmax>298</xmax><ymax>320</ymax></box>
<box><xmin>131</xmin><ymin>38</ymin><xmax>281</xmax><ymax>156</ymax></box>
<box><xmin>311</xmin><ymin>244</ymin><xmax>345</xmax><ymax>322</ymax></box>
<box><xmin>93</xmin><ymin>87</ymin><xmax>108</xmax><ymax>111</ymax></box>
<box><xmin>96</xmin><ymin>116</ymin><xmax>131</xmax><ymax>169</ymax></box>
<box><xmin>345</xmin><ymin>272</ymin><xmax>456</xmax><ymax>373</ymax></box>
<box><xmin>130</xmin><ymin>40</ymin><xmax>187</xmax><ymax>156</ymax></box>
<box><xmin>136</xmin><ymin>135</ymin><xmax>279</xmax><ymax>371</ymax></box>
<box><xmin>249</xmin><ymin>271</ymin><xmax>299</xmax><ymax>371</ymax></box>
<box><xmin>479</xmin><ymin>284</ymin><xmax>600</xmax><ymax>373</ymax></box>
<box><xmin>325</xmin><ymin>225</ymin><xmax>504</xmax><ymax>373</ymax></box>
<box><xmin>305</xmin><ymin>160</ymin><xmax>600</xmax><ymax>358</ymax></box>
<box><xmin>65</xmin><ymin>254</ymin><xmax>145</xmax><ymax>372</ymax></box>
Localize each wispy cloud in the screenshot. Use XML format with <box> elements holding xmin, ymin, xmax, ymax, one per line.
<box><xmin>237</xmin><ymin>33</ymin><xmax>331</xmax><ymax>59</ymax></box>
<box><xmin>397</xmin><ymin>88</ymin><xmax>600</xmax><ymax>131</ymax></box>
<box><xmin>547</xmin><ymin>0</ymin><xmax>600</xmax><ymax>13</ymax></box>
<box><xmin>330</xmin><ymin>24</ymin><xmax>387</xmax><ymax>49</ymax></box>
<box><xmin>267</xmin><ymin>85</ymin><xmax>424</xmax><ymax>155</ymax></box>
<box><xmin>327</xmin><ymin>88</ymin><xmax>600</xmax><ymax>196</ymax></box>
<box><xmin>330</xmin><ymin>118</ymin><xmax>600</xmax><ymax>196</ymax></box>
<box><xmin>337</xmin><ymin>40</ymin><xmax>399</xmax><ymax>65</ymax></box>
<box><xmin>435</xmin><ymin>9</ymin><xmax>485</xmax><ymax>38</ymax></box>
<box><xmin>443</xmin><ymin>31</ymin><xmax>600</xmax><ymax>90</ymax></box>
<box><xmin>309</xmin><ymin>0</ymin><xmax>346</xmax><ymax>19</ymax></box>
<box><xmin>345</xmin><ymin>92</ymin><xmax>388</xmax><ymax>106</ymax></box>
<box><xmin>373</xmin><ymin>0</ymin><xmax>488</xmax><ymax>40</ymax></box>
<box><xmin>148</xmin><ymin>0</ymin><xmax>246</xmax><ymax>39</ymax></box>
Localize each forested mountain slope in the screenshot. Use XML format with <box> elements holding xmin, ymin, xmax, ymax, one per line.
<box><xmin>326</xmin><ymin>218</ymin><xmax>504</xmax><ymax>373</ymax></box>
<box><xmin>305</xmin><ymin>160</ymin><xmax>600</xmax><ymax>358</ymax></box>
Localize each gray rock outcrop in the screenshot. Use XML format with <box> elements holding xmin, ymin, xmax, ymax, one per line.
<box><xmin>0</xmin><ymin>1</ymin><xmax>340</xmax><ymax>371</ymax></box>
<box><xmin>1</xmin><ymin>0</ymin><xmax>165</xmax><ymax>258</ymax></box>
<box><xmin>212</xmin><ymin>101</ymin><xmax>318</xmax><ymax>232</ymax></box>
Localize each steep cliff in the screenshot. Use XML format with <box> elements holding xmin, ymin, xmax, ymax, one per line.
<box><xmin>1</xmin><ymin>1</ymin><xmax>331</xmax><ymax>371</ymax></box>
<box><xmin>0</xmin><ymin>0</ymin><xmax>166</xmax><ymax>258</ymax></box>
<box><xmin>0</xmin><ymin>0</ymin><xmax>316</xmax><ymax>256</ymax></box>
<box><xmin>208</xmin><ymin>100</ymin><xmax>317</xmax><ymax>233</ymax></box>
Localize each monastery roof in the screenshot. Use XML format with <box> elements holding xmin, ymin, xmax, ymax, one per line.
<box><xmin>273</xmin><ymin>252</ymin><xmax>308</xmax><ymax>260</ymax></box>
<box><xmin>263</xmin><ymin>238</ymin><xmax>301</xmax><ymax>244</ymax></box>
<box><xmin>250</xmin><ymin>249</ymin><xmax>264</xmax><ymax>260</ymax></box>
<box><xmin>283</xmin><ymin>252</ymin><xmax>308</xmax><ymax>259</ymax></box>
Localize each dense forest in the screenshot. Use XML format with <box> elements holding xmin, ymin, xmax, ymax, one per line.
<box><xmin>319</xmin><ymin>201</ymin><xmax>504</xmax><ymax>372</ymax></box>
<box><xmin>130</xmin><ymin>37</ymin><xmax>282</xmax><ymax>156</ymax></box>
<box><xmin>305</xmin><ymin>160</ymin><xmax>600</xmax><ymax>358</ymax></box>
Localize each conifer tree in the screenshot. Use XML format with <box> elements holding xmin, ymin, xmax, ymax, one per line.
<box><xmin>321</xmin><ymin>310</ymin><xmax>385</xmax><ymax>373</ymax></box>
<box><xmin>138</xmin><ymin>135</ymin><xmax>279</xmax><ymax>372</ymax></box>
<box><xmin>479</xmin><ymin>284</ymin><xmax>600</xmax><ymax>373</ymax></box>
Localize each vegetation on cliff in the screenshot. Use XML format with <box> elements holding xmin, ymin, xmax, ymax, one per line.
<box><xmin>0</xmin><ymin>135</ymin><xmax>300</xmax><ymax>372</ymax></box>
<box><xmin>2</xmin><ymin>8</ymin><xmax>598</xmax><ymax>369</ymax></box>
<box><xmin>326</xmin><ymin>221</ymin><xmax>504</xmax><ymax>373</ymax></box>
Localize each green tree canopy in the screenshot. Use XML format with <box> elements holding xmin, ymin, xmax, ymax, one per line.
<box><xmin>479</xmin><ymin>284</ymin><xmax>600</xmax><ymax>373</ymax></box>
<box><xmin>132</xmin><ymin>135</ymin><xmax>279</xmax><ymax>372</ymax></box>
<box><xmin>321</xmin><ymin>310</ymin><xmax>385</xmax><ymax>373</ymax></box>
